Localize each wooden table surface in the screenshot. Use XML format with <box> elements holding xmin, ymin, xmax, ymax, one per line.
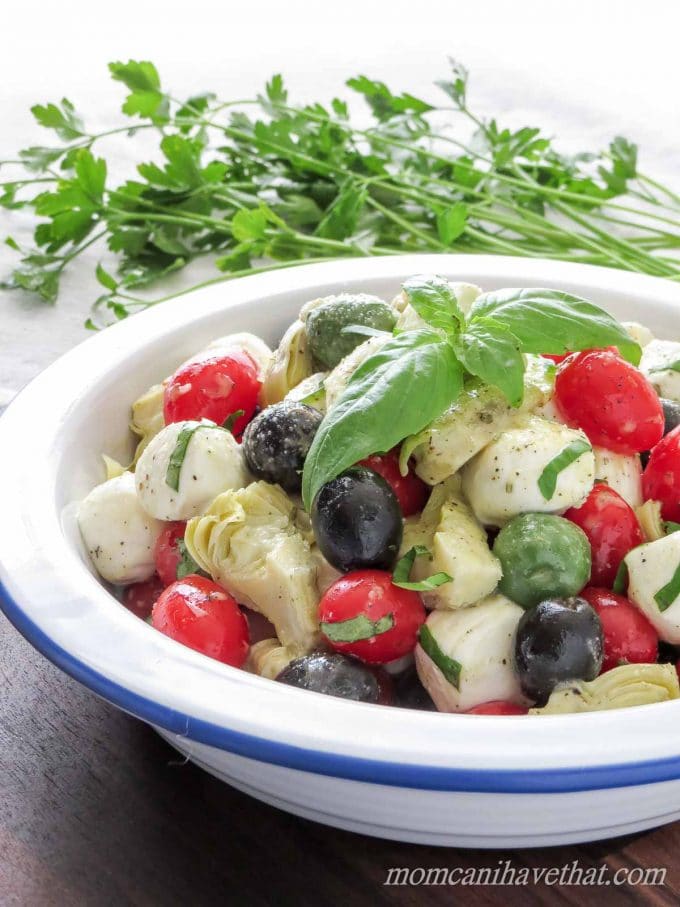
<box><xmin>1</xmin><ymin>601</ymin><xmax>679</xmax><ymax>906</ymax></box>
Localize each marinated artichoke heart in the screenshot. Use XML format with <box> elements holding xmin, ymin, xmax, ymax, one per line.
<box><xmin>529</xmin><ymin>663</ymin><xmax>680</xmax><ymax>714</ymax></box>
<box><xmin>285</xmin><ymin>371</ymin><xmax>327</xmax><ymax>412</ymax></box>
<box><xmin>184</xmin><ymin>481</ymin><xmax>321</xmax><ymax>655</ymax></box>
<box><xmin>636</xmin><ymin>499</ymin><xmax>666</xmax><ymax>542</ymax></box>
<box><xmin>401</xmin><ymin>354</ymin><xmax>555</xmax><ymax>485</ymax></box>
<box><xmin>324</xmin><ymin>334</ymin><xmax>390</xmax><ymax>410</ymax></box>
<box><xmin>247</xmin><ymin>639</ymin><xmax>295</xmax><ymax>679</ymax></box>
<box><xmin>102</xmin><ymin>454</ymin><xmax>126</xmax><ymax>480</ymax></box>
<box><xmin>261</xmin><ymin>320</ymin><xmax>315</xmax><ymax>406</ymax></box>
<box><xmin>130</xmin><ymin>382</ymin><xmax>165</xmax><ymax>465</ymax></box>
<box><xmin>401</xmin><ymin>477</ymin><xmax>502</xmax><ymax>609</ymax></box>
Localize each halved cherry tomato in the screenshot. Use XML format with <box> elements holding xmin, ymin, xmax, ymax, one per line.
<box><xmin>359</xmin><ymin>448</ymin><xmax>428</xmax><ymax>516</ymax></box>
<box><xmin>564</xmin><ymin>483</ymin><xmax>643</xmax><ymax>587</ymax></box>
<box><xmin>642</xmin><ymin>426</ymin><xmax>680</xmax><ymax>522</ymax></box>
<box><xmin>163</xmin><ymin>351</ymin><xmax>261</xmax><ymax>436</ymax></box>
<box><xmin>555</xmin><ymin>349</ymin><xmax>664</xmax><ymax>454</ymax></box>
<box><xmin>152</xmin><ymin>575</ymin><xmax>249</xmax><ymax>666</ymax></box>
<box><xmin>153</xmin><ymin>521</ymin><xmax>186</xmax><ymax>586</ymax></box>
<box><xmin>318</xmin><ymin>570</ymin><xmax>426</xmax><ymax>664</ymax></box>
<box><xmin>465</xmin><ymin>701</ymin><xmax>528</xmax><ymax>715</ymax></box>
<box><xmin>122</xmin><ymin>576</ymin><xmax>165</xmax><ymax>620</ymax></box>
<box><xmin>580</xmin><ymin>587</ymin><xmax>658</xmax><ymax>673</ymax></box>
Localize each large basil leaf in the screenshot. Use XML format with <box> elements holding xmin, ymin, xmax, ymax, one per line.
<box><xmin>454</xmin><ymin>317</ymin><xmax>525</xmax><ymax>406</ymax></box>
<box><xmin>469</xmin><ymin>288</ymin><xmax>641</xmax><ymax>365</ymax></box>
<box><xmin>402</xmin><ymin>274</ymin><xmax>465</xmax><ymax>338</ymax></box>
<box><xmin>301</xmin><ymin>330</ymin><xmax>463</xmax><ymax>508</ymax></box>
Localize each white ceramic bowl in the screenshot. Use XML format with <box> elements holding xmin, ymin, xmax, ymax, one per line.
<box><xmin>3</xmin><ymin>254</ymin><xmax>680</xmax><ymax>848</ymax></box>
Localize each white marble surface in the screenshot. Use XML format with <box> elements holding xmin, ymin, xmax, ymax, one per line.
<box><xmin>1</xmin><ymin>0</ymin><xmax>679</xmax><ymax>398</ymax></box>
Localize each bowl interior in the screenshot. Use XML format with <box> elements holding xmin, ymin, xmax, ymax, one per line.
<box><xmin>3</xmin><ymin>254</ymin><xmax>680</xmax><ymax>788</ymax></box>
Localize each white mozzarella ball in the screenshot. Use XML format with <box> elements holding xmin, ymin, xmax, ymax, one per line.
<box><xmin>593</xmin><ymin>447</ymin><xmax>643</xmax><ymax>507</ymax></box>
<box><xmin>136</xmin><ymin>421</ymin><xmax>249</xmax><ymax>521</ymax></box>
<box><xmin>461</xmin><ymin>418</ymin><xmax>594</xmax><ymax>527</ymax></box>
<box><xmin>640</xmin><ymin>339</ymin><xmax>680</xmax><ymax>402</ymax></box>
<box><xmin>78</xmin><ymin>471</ymin><xmax>162</xmax><ymax>585</ymax></box>
<box><xmin>626</xmin><ymin>533</ymin><xmax>680</xmax><ymax>643</ymax></box>
<box><xmin>623</xmin><ymin>321</ymin><xmax>654</xmax><ymax>348</ymax></box>
<box><xmin>415</xmin><ymin>594</ymin><xmax>527</xmax><ymax>712</ymax></box>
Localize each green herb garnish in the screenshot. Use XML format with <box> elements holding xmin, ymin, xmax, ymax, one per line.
<box><xmin>418</xmin><ymin>624</ymin><xmax>462</xmax><ymax>689</ymax></box>
<box><xmin>665</xmin><ymin>522</ymin><xmax>680</xmax><ymax>535</ymax></box>
<box><xmin>3</xmin><ymin>60</ymin><xmax>680</xmax><ymax>325</ymax></box>
<box><xmin>613</xmin><ymin>560</ymin><xmax>629</xmax><ymax>595</ymax></box>
<box><xmin>301</xmin><ymin>278</ymin><xmax>634</xmax><ymax>508</ymax></box>
<box><xmin>321</xmin><ymin>613</ymin><xmax>394</xmax><ymax>643</ymax></box>
<box><xmin>175</xmin><ymin>538</ymin><xmax>208</xmax><ymax>580</ymax></box>
<box><xmin>222</xmin><ymin>409</ymin><xmax>245</xmax><ymax>433</ymax></box>
<box><xmin>537</xmin><ymin>439</ymin><xmax>593</xmax><ymax>500</ymax></box>
<box><xmin>392</xmin><ymin>545</ymin><xmax>452</xmax><ymax>591</ymax></box>
<box><xmin>654</xmin><ymin>561</ymin><xmax>680</xmax><ymax>612</ymax></box>
<box><xmin>165</xmin><ymin>422</ymin><xmax>220</xmax><ymax>491</ymax></box>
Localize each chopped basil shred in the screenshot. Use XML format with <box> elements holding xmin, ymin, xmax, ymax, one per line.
<box><xmin>665</xmin><ymin>521</ymin><xmax>680</xmax><ymax>535</ymax></box>
<box><xmin>165</xmin><ymin>422</ymin><xmax>220</xmax><ymax>491</ymax></box>
<box><xmin>419</xmin><ymin>624</ymin><xmax>462</xmax><ymax>689</ymax></box>
<box><xmin>537</xmin><ymin>439</ymin><xmax>592</xmax><ymax>500</ymax></box>
<box><xmin>392</xmin><ymin>545</ymin><xmax>452</xmax><ymax>591</ymax></box>
<box><xmin>176</xmin><ymin>538</ymin><xmax>208</xmax><ymax>580</ymax></box>
<box><xmin>222</xmin><ymin>409</ymin><xmax>245</xmax><ymax>433</ymax></box>
<box><xmin>613</xmin><ymin>559</ymin><xmax>629</xmax><ymax>595</ymax></box>
<box><xmin>321</xmin><ymin>613</ymin><xmax>394</xmax><ymax>643</ymax></box>
<box><xmin>654</xmin><ymin>561</ymin><xmax>680</xmax><ymax>612</ymax></box>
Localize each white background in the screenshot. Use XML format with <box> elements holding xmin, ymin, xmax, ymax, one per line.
<box><xmin>1</xmin><ymin>0</ymin><xmax>679</xmax><ymax>397</ymax></box>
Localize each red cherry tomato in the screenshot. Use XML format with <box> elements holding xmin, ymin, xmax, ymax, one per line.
<box><xmin>466</xmin><ymin>701</ymin><xmax>528</xmax><ymax>715</ymax></box>
<box><xmin>153</xmin><ymin>521</ymin><xmax>187</xmax><ymax>586</ymax></box>
<box><xmin>122</xmin><ymin>576</ymin><xmax>165</xmax><ymax>620</ymax></box>
<box><xmin>319</xmin><ymin>570</ymin><xmax>426</xmax><ymax>664</ymax></box>
<box><xmin>580</xmin><ymin>587</ymin><xmax>658</xmax><ymax>673</ymax></box>
<box><xmin>163</xmin><ymin>352</ymin><xmax>261</xmax><ymax>436</ymax></box>
<box><xmin>564</xmin><ymin>483</ymin><xmax>643</xmax><ymax>587</ymax></box>
<box><xmin>359</xmin><ymin>449</ymin><xmax>428</xmax><ymax>516</ymax></box>
<box><xmin>555</xmin><ymin>349</ymin><xmax>664</xmax><ymax>454</ymax></box>
<box><xmin>642</xmin><ymin>426</ymin><xmax>680</xmax><ymax>522</ymax></box>
<box><xmin>152</xmin><ymin>575</ymin><xmax>249</xmax><ymax>666</ymax></box>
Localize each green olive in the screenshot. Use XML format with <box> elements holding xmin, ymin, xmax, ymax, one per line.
<box><xmin>493</xmin><ymin>513</ymin><xmax>591</xmax><ymax>609</ymax></box>
<box><xmin>306</xmin><ymin>295</ymin><xmax>396</xmax><ymax>368</ymax></box>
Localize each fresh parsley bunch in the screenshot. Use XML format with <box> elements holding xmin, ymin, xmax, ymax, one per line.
<box><xmin>301</xmin><ymin>276</ymin><xmax>640</xmax><ymax>508</ymax></box>
<box><xmin>2</xmin><ymin>60</ymin><xmax>680</xmax><ymax>327</ymax></box>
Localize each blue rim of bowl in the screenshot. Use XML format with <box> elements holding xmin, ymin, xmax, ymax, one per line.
<box><xmin>4</xmin><ymin>575</ymin><xmax>680</xmax><ymax>794</ymax></box>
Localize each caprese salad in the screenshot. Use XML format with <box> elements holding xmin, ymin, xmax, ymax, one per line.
<box><xmin>78</xmin><ymin>276</ymin><xmax>680</xmax><ymax>715</ymax></box>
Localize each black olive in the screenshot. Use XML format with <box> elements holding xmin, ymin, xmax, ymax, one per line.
<box><xmin>276</xmin><ymin>652</ymin><xmax>392</xmax><ymax>704</ymax></box>
<box><xmin>311</xmin><ymin>466</ymin><xmax>403</xmax><ymax>572</ymax></box>
<box><xmin>662</xmin><ymin>398</ymin><xmax>680</xmax><ymax>435</ymax></box>
<box><xmin>392</xmin><ymin>667</ymin><xmax>437</xmax><ymax>711</ymax></box>
<box><xmin>242</xmin><ymin>401</ymin><xmax>323</xmax><ymax>492</ymax></box>
<box><xmin>514</xmin><ymin>596</ymin><xmax>603</xmax><ymax>706</ymax></box>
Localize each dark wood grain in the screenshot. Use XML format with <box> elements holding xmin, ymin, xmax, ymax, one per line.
<box><xmin>1</xmin><ymin>609</ymin><xmax>679</xmax><ymax>907</ymax></box>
